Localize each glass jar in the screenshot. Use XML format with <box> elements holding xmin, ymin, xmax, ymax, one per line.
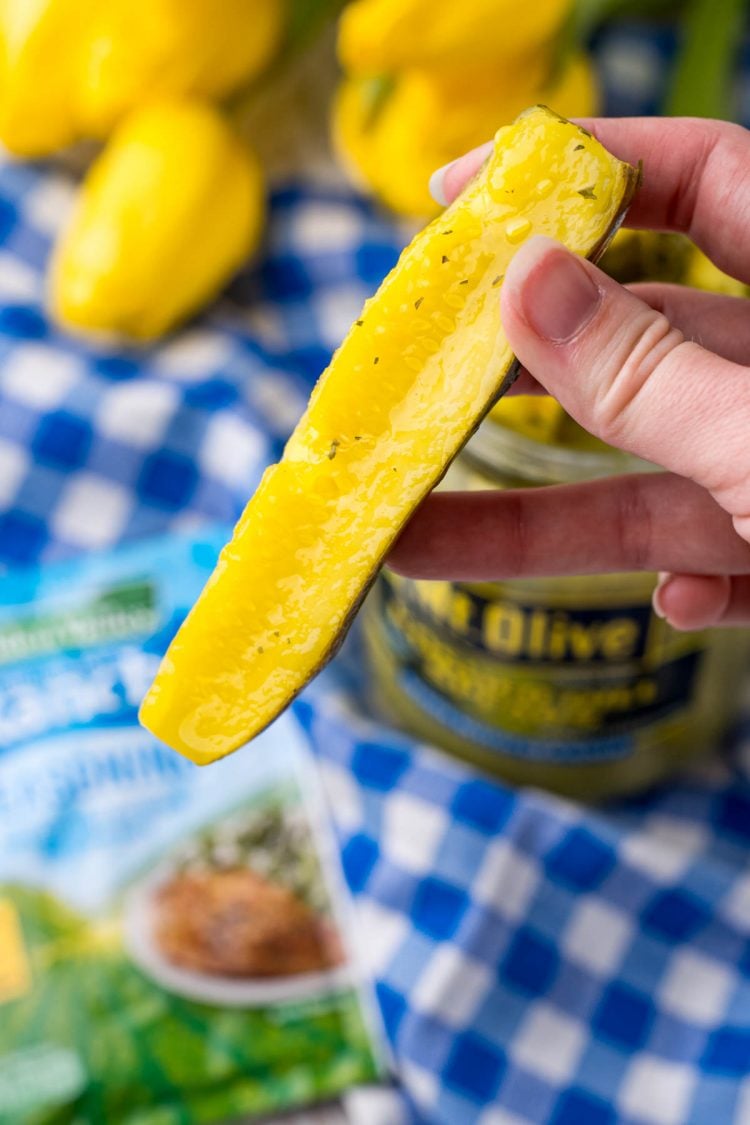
<box><xmin>362</xmin><ymin>402</ymin><xmax>750</xmax><ymax>800</ymax></box>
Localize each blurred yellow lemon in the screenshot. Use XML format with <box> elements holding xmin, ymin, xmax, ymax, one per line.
<box><xmin>50</xmin><ymin>100</ymin><xmax>264</xmax><ymax>341</ymax></box>
<box><xmin>684</xmin><ymin>245</ymin><xmax>749</xmax><ymax>297</ymax></box>
<box><xmin>490</xmin><ymin>394</ymin><xmax>565</xmax><ymax>442</ymax></box>
<box><xmin>339</xmin><ymin>0</ymin><xmax>571</xmax><ymax>75</ymax></box>
<box><xmin>0</xmin><ymin>0</ymin><xmax>89</xmax><ymax>156</ymax></box>
<box><xmin>77</xmin><ymin>0</ymin><xmax>286</xmax><ymax>137</ymax></box>
<box><xmin>333</xmin><ymin>54</ymin><xmax>598</xmax><ymax>217</ymax></box>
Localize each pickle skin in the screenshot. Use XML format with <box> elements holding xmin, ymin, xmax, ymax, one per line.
<box><xmin>139</xmin><ymin>105</ymin><xmax>640</xmax><ymax>764</ymax></box>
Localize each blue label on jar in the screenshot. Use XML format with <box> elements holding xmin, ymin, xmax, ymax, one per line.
<box><xmin>373</xmin><ymin>572</ymin><xmax>707</xmax><ymax>763</ymax></box>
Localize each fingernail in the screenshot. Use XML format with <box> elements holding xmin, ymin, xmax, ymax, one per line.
<box><xmin>428</xmin><ymin>162</ymin><xmax>453</xmax><ymax>207</ymax></box>
<box><xmin>652</xmin><ymin>572</ymin><xmax>673</xmax><ymax>620</ymax></box>
<box><xmin>514</xmin><ymin>238</ymin><xmax>602</xmax><ymax>342</ymax></box>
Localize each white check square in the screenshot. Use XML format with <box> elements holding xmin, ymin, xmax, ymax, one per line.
<box><xmin>383</xmin><ymin>790</ymin><xmax>445</xmax><ymax>875</ymax></box>
<box><xmin>562</xmin><ymin>898</ymin><xmax>631</xmax><ymax>976</ymax></box>
<box><xmin>97</xmin><ymin>381</ymin><xmax>178</xmax><ymax>449</ymax></box>
<box><xmin>472</xmin><ymin>838</ymin><xmax>538</xmax><ymax>921</ymax></box>
<box><xmin>412</xmin><ymin>944</ymin><xmax>492</xmax><ymax>1027</ymax></box>
<box><xmin>512</xmin><ymin>1003</ymin><xmax>585</xmax><ymax>1085</ymax></box>
<box><xmin>659</xmin><ymin>948</ymin><xmax>733</xmax><ymax>1025</ymax></box>
<box><xmin>53</xmin><ymin>474</ymin><xmax>130</xmax><ymax>548</ymax></box>
<box><xmin>618</xmin><ymin>1054</ymin><xmax>696</xmax><ymax>1125</ymax></box>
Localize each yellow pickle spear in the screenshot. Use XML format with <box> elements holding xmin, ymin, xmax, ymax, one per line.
<box><xmin>139</xmin><ymin>106</ymin><xmax>640</xmax><ymax>764</ymax></box>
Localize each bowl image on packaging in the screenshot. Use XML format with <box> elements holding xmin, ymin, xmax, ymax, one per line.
<box><xmin>125</xmin><ymin>796</ymin><xmax>355</xmax><ymax>1008</ymax></box>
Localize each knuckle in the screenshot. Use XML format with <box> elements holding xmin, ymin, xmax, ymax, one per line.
<box><xmin>591</xmin><ymin>311</ymin><xmax>684</xmax><ymax>445</ymax></box>
<box><xmin>665</xmin><ymin>120</ymin><xmax>743</xmax><ymax>234</ymax></box>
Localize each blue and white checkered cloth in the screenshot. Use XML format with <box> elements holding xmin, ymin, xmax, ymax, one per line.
<box><xmin>3</xmin><ymin>22</ymin><xmax>750</xmax><ymax>1125</ymax></box>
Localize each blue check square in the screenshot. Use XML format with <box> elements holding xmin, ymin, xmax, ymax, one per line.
<box><xmin>551</xmin><ymin>1088</ymin><xmax>616</xmax><ymax>1125</ymax></box>
<box><xmin>443</xmin><ymin>1031</ymin><xmax>506</xmax><ymax>1102</ymax></box>
<box><xmin>411</xmin><ymin>877</ymin><xmax>469</xmax><ymax>942</ymax></box>
<box><xmin>501</xmin><ymin>927</ymin><xmax>559</xmax><ymax>998</ymax></box>
<box><xmin>0</xmin><ymin>508</ymin><xmax>48</xmax><ymax>566</ymax></box>
<box><xmin>32</xmin><ymin>411</ymin><xmax>91</xmax><ymax>470</ymax></box>
<box><xmin>136</xmin><ymin>450</ymin><xmax>199</xmax><ymax>509</ymax></box>
<box><xmin>545</xmin><ymin>827</ymin><xmax>616</xmax><ymax>891</ymax></box>
<box><xmin>450</xmin><ymin>778</ymin><xmax>514</xmax><ymax>835</ymax></box>
<box><xmin>341</xmin><ymin>832</ymin><xmax>379</xmax><ymax>893</ymax></box>
<box><xmin>642</xmin><ymin>889</ymin><xmax>711</xmax><ymax>942</ymax></box>
<box><xmin>376</xmin><ymin>981</ymin><xmax>408</xmax><ymax>1042</ymax></box>
<box><xmin>0</xmin><ymin>303</ymin><xmax>46</xmax><ymax>339</ymax></box>
<box><xmin>702</xmin><ymin>1027</ymin><xmax>750</xmax><ymax>1076</ymax></box>
<box><xmin>593</xmin><ymin>981</ymin><xmax>655</xmax><ymax>1050</ymax></box>
<box><xmin>351</xmin><ymin>740</ymin><xmax>409</xmax><ymax>791</ymax></box>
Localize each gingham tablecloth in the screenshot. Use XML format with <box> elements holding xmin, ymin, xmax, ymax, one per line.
<box><xmin>4</xmin><ymin>22</ymin><xmax>750</xmax><ymax>1125</ymax></box>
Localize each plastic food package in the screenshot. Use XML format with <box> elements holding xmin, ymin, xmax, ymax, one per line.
<box><xmin>0</xmin><ymin>528</ymin><xmax>384</xmax><ymax>1123</ymax></box>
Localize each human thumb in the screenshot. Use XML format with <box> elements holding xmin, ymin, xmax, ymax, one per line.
<box><xmin>500</xmin><ymin>236</ymin><xmax>750</xmax><ymax>523</ymax></box>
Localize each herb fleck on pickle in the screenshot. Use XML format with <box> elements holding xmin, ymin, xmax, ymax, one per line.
<box><xmin>578</xmin><ymin>186</ymin><xmax>597</xmax><ymax>199</ymax></box>
<box><xmin>414</xmin><ymin>297</ymin><xmax>424</xmax><ymax>309</ymax></box>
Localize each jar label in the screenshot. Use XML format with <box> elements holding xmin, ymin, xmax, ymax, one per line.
<box><xmin>373</xmin><ymin>573</ymin><xmax>706</xmax><ymax>763</ymax></box>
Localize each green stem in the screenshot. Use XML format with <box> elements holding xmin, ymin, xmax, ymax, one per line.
<box><xmin>555</xmin><ymin>0</ymin><xmax>680</xmax><ymax>81</ymax></box>
<box><xmin>665</xmin><ymin>0</ymin><xmax>746</xmax><ymax>118</ymax></box>
<box><xmin>226</xmin><ymin>0</ymin><xmax>346</xmax><ymax>124</ymax></box>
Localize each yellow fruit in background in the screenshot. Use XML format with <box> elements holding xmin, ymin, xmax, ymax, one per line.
<box><xmin>490</xmin><ymin>395</ymin><xmax>565</xmax><ymax>443</ymax></box>
<box><xmin>684</xmin><ymin>245</ymin><xmax>749</xmax><ymax>298</ymax></box>
<box><xmin>339</xmin><ymin>0</ymin><xmax>571</xmax><ymax>74</ymax></box>
<box><xmin>77</xmin><ymin>0</ymin><xmax>286</xmax><ymax>137</ymax></box>
<box><xmin>50</xmin><ymin>100</ymin><xmax>264</xmax><ymax>341</ymax></box>
<box><xmin>0</xmin><ymin>0</ymin><xmax>89</xmax><ymax>156</ymax></box>
<box><xmin>598</xmin><ymin>228</ymin><xmax>692</xmax><ymax>285</ymax></box>
<box><xmin>598</xmin><ymin>230</ymin><xmax>749</xmax><ymax>296</ymax></box>
<box><xmin>333</xmin><ymin>54</ymin><xmax>598</xmax><ymax>217</ymax></box>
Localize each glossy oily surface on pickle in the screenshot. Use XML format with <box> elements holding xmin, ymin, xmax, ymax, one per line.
<box><xmin>139</xmin><ymin>106</ymin><xmax>639</xmax><ymax>764</ymax></box>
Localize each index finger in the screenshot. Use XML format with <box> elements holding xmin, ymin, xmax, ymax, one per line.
<box><xmin>580</xmin><ymin>116</ymin><xmax>750</xmax><ymax>281</ymax></box>
<box><xmin>436</xmin><ymin>117</ymin><xmax>750</xmax><ymax>284</ymax></box>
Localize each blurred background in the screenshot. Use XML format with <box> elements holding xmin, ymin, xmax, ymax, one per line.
<box><xmin>0</xmin><ymin>0</ymin><xmax>747</xmax><ymax>362</ymax></box>
<box><xmin>1</xmin><ymin>2</ymin><xmax>750</xmax><ymax>1124</ymax></box>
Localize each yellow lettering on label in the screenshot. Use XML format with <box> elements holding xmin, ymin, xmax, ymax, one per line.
<box><xmin>0</xmin><ymin>899</ymin><xmax>31</xmax><ymax>1005</ymax></box>
<box><xmin>398</xmin><ymin>580</ymin><xmax>647</xmax><ymax>664</ymax></box>
<box><xmin>601</xmin><ymin>619</ymin><xmax>639</xmax><ymax>660</ymax></box>
<box><xmin>527</xmin><ymin>609</ymin><xmax>547</xmax><ymax>659</ymax></box>
<box><xmin>547</xmin><ymin>615</ymin><xmax>571</xmax><ymax>660</ymax></box>
<box><xmin>449</xmin><ymin>589</ymin><xmax>473</xmax><ymax>635</ymax></box>
<box><xmin>412</xmin><ymin>580</ymin><xmax>452</xmax><ymax>620</ymax></box>
<box><xmin>567</xmin><ymin>622</ymin><xmax>600</xmax><ymax>660</ymax></box>
<box><xmin>484</xmin><ymin>603</ymin><xmax>524</xmax><ymax>656</ymax></box>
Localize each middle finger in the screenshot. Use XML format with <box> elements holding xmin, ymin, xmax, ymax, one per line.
<box><xmin>389</xmin><ymin>472</ymin><xmax>750</xmax><ymax>581</ymax></box>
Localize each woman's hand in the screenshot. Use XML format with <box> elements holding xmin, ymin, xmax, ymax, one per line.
<box><xmin>390</xmin><ymin>117</ymin><xmax>750</xmax><ymax>630</ymax></box>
